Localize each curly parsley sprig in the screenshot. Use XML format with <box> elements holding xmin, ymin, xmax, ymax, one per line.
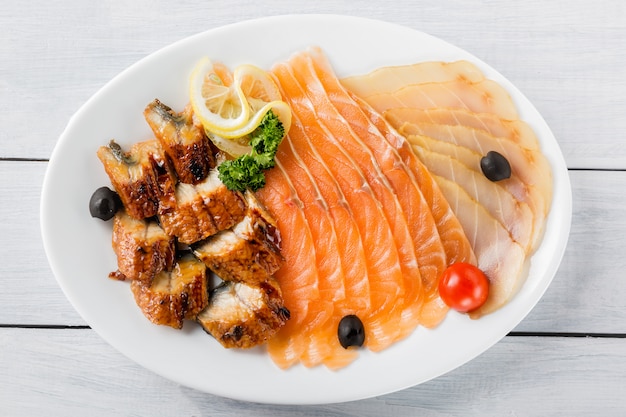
<box><xmin>217</xmin><ymin>110</ymin><xmax>285</xmax><ymax>192</ymax></box>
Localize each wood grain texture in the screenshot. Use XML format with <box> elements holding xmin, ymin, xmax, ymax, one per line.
<box><xmin>0</xmin><ymin>162</ymin><xmax>84</xmax><ymax>325</ymax></box>
<box><xmin>1</xmin><ymin>329</ymin><xmax>624</xmax><ymax>416</ymax></box>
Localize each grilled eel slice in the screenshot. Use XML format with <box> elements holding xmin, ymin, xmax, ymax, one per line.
<box><xmin>193</xmin><ymin>191</ymin><xmax>283</xmax><ymax>285</ymax></box>
<box><xmin>157</xmin><ymin>167</ymin><xmax>247</xmax><ymax>244</ymax></box>
<box><xmin>111</xmin><ymin>210</ymin><xmax>175</xmax><ymax>282</ymax></box>
<box><xmin>97</xmin><ymin>139</ymin><xmax>176</xmax><ymax>219</ymax></box>
<box><xmin>98</xmin><ymin>139</ymin><xmax>245</xmax><ymax>244</ymax></box>
<box><xmin>131</xmin><ymin>253</ymin><xmax>209</xmax><ymax>329</ymax></box>
<box><xmin>144</xmin><ymin>99</ymin><xmax>215</xmax><ymax>184</ymax></box>
<box><xmin>197</xmin><ymin>277</ymin><xmax>290</xmax><ymax>349</ymax></box>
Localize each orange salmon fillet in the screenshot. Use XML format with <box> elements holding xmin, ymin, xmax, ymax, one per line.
<box><xmin>274</xmin><ymin>135</ymin><xmax>359</xmax><ymax>369</ymax></box>
<box><xmin>305</xmin><ymin>48</ymin><xmax>450</xmax><ymax>340</ymax></box>
<box><xmin>273</xmin><ymin>55</ymin><xmax>406</xmax><ymax>362</ymax></box>
<box><xmin>255</xmin><ymin>162</ymin><xmax>321</xmax><ymax>368</ymax></box>
<box><xmin>263</xmin><ymin>78</ymin><xmax>374</xmax><ymax>369</ymax></box>
<box><xmin>353</xmin><ymin>95</ymin><xmax>476</xmax><ymax>327</ymax></box>
<box><xmin>291</xmin><ymin>51</ymin><xmax>413</xmax><ymax>349</ymax></box>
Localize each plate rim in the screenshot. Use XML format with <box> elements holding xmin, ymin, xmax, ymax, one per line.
<box><xmin>40</xmin><ymin>13</ymin><xmax>572</xmax><ymax>405</ymax></box>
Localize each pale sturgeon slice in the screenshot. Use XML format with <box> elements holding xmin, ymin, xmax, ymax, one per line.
<box><xmin>341</xmin><ymin>60</ymin><xmax>485</xmax><ymax>98</ymax></box>
<box><xmin>411</xmin><ymin>145</ymin><xmax>535</xmax><ymax>253</ymax></box>
<box><xmin>384</xmin><ymin>107</ymin><xmax>541</xmax><ymax>151</ymax></box>
<box><xmin>360</xmin><ymin>78</ymin><xmax>519</xmax><ymax>120</ymax></box>
<box><xmin>434</xmin><ymin>176</ymin><xmax>528</xmax><ymax>318</ymax></box>
<box><xmin>406</xmin><ymin>132</ymin><xmax>547</xmax><ymax>251</ymax></box>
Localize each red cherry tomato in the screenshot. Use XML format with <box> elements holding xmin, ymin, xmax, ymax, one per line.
<box><xmin>438</xmin><ymin>263</ymin><xmax>489</xmax><ymax>313</ymax></box>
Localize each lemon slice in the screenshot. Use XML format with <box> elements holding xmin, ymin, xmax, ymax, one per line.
<box><xmin>207</xmin><ymin>65</ymin><xmax>291</xmax><ymax>139</ymax></box>
<box><xmin>207</xmin><ymin>100</ymin><xmax>292</xmax><ymax>156</ymax></box>
<box><xmin>189</xmin><ymin>57</ymin><xmax>249</xmax><ymax>132</ymax></box>
<box><xmin>236</xmin><ymin>64</ymin><xmax>282</xmax><ymax>103</ymax></box>
<box><xmin>206</xmin><ymin>133</ymin><xmax>253</xmax><ymax>157</ymax></box>
<box><xmin>209</xmin><ymin>100</ymin><xmax>292</xmax><ymax>140</ymax></box>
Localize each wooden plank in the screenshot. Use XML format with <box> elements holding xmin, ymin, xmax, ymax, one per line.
<box><xmin>1</xmin><ymin>1</ymin><xmax>626</xmax><ymax>168</ymax></box>
<box><xmin>515</xmin><ymin>169</ymin><xmax>626</xmax><ymax>333</ymax></box>
<box><xmin>0</xmin><ymin>161</ymin><xmax>85</xmax><ymax>325</ymax></box>
<box><xmin>0</xmin><ymin>328</ymin><xmax>624</xmax><ymax>415</ymax></box>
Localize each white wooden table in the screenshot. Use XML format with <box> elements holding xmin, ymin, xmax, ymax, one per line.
<box><xmin>2</xmin><ymin>1</ymin><xmax>625</xmax><ymax>415</ymax></box>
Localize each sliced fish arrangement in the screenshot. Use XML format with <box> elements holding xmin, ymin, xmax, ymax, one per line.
<box><xmin>90</xmin><ymin>46</ymin><xmax>553</xmax><ymax>370</ymax></box>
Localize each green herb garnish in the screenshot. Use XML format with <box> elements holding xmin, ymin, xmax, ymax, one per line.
<box><xmin>218</xmin><ymin>110</ymin><xmax>285</xmax><ymax>192</ymax></box>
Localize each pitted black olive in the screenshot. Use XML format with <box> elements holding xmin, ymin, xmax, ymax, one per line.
<box><xmin>338</xmin><ymin>314</ymin><xmax>365</xmax><ymax>349</ymax></box>
<box><xmin>89</xmin><ymin>186</ymin><xmax>122</xmax><ymax>221</ymax></box>
<box><xmin>480</xmin><ymin>151</ymin><xmax>511</xmax><ymax>182</ymax></box>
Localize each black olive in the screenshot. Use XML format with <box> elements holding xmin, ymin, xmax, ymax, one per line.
<box><xmin>89</xmin><ymin>186</ymin><xmax>122</xmax><ymax>221</ymax></box>
<box><xmin>480</xmin><ymin>151</ymin><xmax>511</xmax><ymax>182</ymax></box>
<box><xmin>337</xmin><ymin>314</ymin><xmax>365</xmax><ymax>349</ymax></box>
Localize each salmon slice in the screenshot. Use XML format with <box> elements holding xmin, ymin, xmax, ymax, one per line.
<box><xmin>412</xmin><ymin>145</ymin><xmax>535</xmax><ymax>253</ymax></box>
<box><xmin>276</xmin><ymin>159</ymin><xmax>339</xmax><ymax>363</ymax></box>
<box><xmin>292</xmin><ymin>49</ymin><xmax>426</xmax><ymax>351</ymax></box>
<box><xmin>434</xmin><ymin>176</ymin><xmax>529</xmax><ymax>318</ymax></box>
<box><xmin>289</xmin><ymin>51</ymin><xmax>413</xmax><ymax>352</ymax></box>
<box><xmin>277</xmin><ymin>58</ymin><xmax>405</xmax><ymax>356</ymax></box>
<box><xmin>383</xmin><ymin>107</ymin><xmax>541</xmax><ymax>151</ymax></box>
<box><xmin>263</xmin><ymin>78</ymin><xmax>374</xmax><ymax>369</ymax></box>
<box><xmin>255</xmin><ymin>162</ymin><xmax>320</xmax><ymax>369</ymax></box>
<box><xmin>355</xmin><ymin>99</ymin><xmax>477</xmax><ymax>327</ymax></box>
<box><xmin>274</xmin><ymin>55</ymin><xmax>406</xmax><ymax>357</ymax></box>
<box><xmin>399</xmin><ymin>122</ymin><xmax>552</xmax><ymax>250</ymax></box>
<box><xmin>268</xmin><ymin>75</ymin><xmax>373</xmax><ymax>369</ymax></box>
<box><xmin>307</xmin><ymin>48</ymin><xmax>453</xmax><ymax>340</ymax></box>
<box><xmin>340</xmin><ymin>60</ymin><xmax>485</xmax><ymax>98</ymax></box>
<box><xmin>274</xmin><ymin>133</ymin><xmax>359</xmax><ymax>369</ymax></box>
<box><xmin>359</xmin><ymin>78</ymin><xmax>519</xmax><ymax>120</ymax></box>
<box><xmin>276</xmin><ymin>128</ymin><xmax>365</xmax><ymax>368</ymax></box>
<box><xmin>353</xmin><ymin>94</ymin><xmax>476</xmax><ymax>265</ymax></box>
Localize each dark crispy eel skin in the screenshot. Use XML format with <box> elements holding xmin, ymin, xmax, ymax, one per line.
<box><xmin>144</xmin><ymin>99</ymin><xmax>215</xmax><ymax>184</ymax></box>
<box><xmin>131</xmin><ymin>254</ymin><xmax>209</xmax><ymax>329</ymax></box>
<box><xmin>97</xmin><ymin>139</ymin><xmax>176</xmax><ymax>219</ymax></box>
<box><xmin>193</xmin><ymin>191</ymin><xmax>283</xmax><ymax>284</ymax></box>
<box><xmin>157</xmin><ymin>168</ymin><xmax>247</xmax><ymax>244</ymax></box>
<box><xmin>197</xmin><ymin>278</ymin><xmax>290</xmax><ymax>349</ymax></box>
<box><xmin>111</xmin><ymin>210</ymin><xmax>175</xmax><ymax>282</ymax></box>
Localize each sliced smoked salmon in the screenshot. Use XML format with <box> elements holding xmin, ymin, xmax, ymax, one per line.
<box><xmin>273</xmin><ymin>52</ymin><xmax>408</xmax><ymax>359</ymax></box>
<box><xmin>255</xmin><ymin>160</ymin><xmax>321</xmax><ymax>369</ymax></box>
<box><xmin>306</xmin><ymin>48</ymin><xmax>455</xmax><ymax>339</ymax></box>
<box><xmin>353</xmin><ymin>94</ymin><xmax>476</xmax><ymax>265</ymax></box>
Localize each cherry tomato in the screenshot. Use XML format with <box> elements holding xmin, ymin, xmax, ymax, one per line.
<box><xmin>438</xmin><ymin>263</ymin><xmax>489</xmax><ymax>312</ymax></box>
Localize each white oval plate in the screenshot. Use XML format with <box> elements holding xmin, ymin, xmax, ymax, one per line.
<box><xmin>41</xmin><ymin>14</ymin><xmax>571</xmax><ymax>405</ymax></box>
